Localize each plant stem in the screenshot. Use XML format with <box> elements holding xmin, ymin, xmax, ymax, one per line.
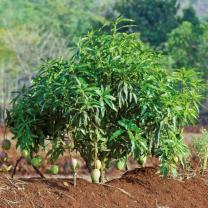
<box><xmin>32</xmin><ymin>166</ymin><xmax>45</xmax><ymax>178</ymax></box>
<box><xmin>73</xmin><ymin>172</ymin><xmax>77</xmax><ymax>187</ymax></box>
<box><xmin>11</xmin><ymin>156</ymin><xmax>23</xmax><ymax>178</ymax></box>
<box><xmin>100</xmin><ymin>161</ymin><xmax>106</xmax><ymax>183</ymax></box>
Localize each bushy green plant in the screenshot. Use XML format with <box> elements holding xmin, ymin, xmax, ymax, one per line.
<box><xmin>193</xmin><ymin>129</ymin><xmax>208</xmax><ymax>172</ymax></box>
<box><xmin>6</xmin><ymin>19</ymin><xmax>203</xmax><ymax>178</ymax></box>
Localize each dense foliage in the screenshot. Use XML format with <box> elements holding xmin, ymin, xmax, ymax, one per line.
<box><xmin>6</xmin><ymin>20</ymin><xmax>203</xmax><ymax>177</ymax></box>
<box><xmin>1</xmin><ymin>0</ymin><xmax>208</xmax><ymax>122</ymax></box>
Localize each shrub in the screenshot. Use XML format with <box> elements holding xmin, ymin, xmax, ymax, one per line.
<box><xmin>6</xmin><ymin>19</ymin><xmax>203</xmax><ymax>178</ymax></box>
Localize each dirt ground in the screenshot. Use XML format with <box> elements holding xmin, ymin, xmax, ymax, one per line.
<box><xmin>0</xmin><ymin>124</ymin><xmax>208</xmax><ymax>208</ymax></box>
<box><xmin>0</xmin><ymin>167</ymin><xmax>207</xmax><ymax>208</ymax></box>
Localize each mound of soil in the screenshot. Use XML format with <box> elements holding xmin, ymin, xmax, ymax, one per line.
<box><xmin>184</xmin><ymin>125</ymin><xmax>208</xmax><ymax>133</ymax></box>
<box><xmin>0</xmin><ymin>167</ymin><xmax>207</xmax><ymax>208</ymax></box>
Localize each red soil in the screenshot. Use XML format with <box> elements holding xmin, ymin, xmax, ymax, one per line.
<box><xmin>0</xmin><ymin>125</ymin><xmax>208</xmax><ymax>207</ymax></box>
<box><xmin>0</xmin><ymin>167</ymin><xmax>207</xmax><ymax>208</ymax></box>
<box><xmin>183</xmin><ymin>125</ymin><xmax>208</xmax><ymax>133</ymax></box>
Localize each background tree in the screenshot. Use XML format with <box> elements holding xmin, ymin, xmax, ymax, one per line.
<box><xmin>114</xmin><ymin>0</ymin><xmax>200</xmax><ymax>48</ymax></box>
<box><xmin>166</xmin><ymin>21</ymin><xmax>208</xmax><ymax>112</ymax></box>
<box><xmin>198</xmin><ymin>23</ymin><xmax>208</xmax><ymax>110</ymax></box>
<box><xmin>114</xmin><ymin>0</ymin><xmax>180</xmax><ymax>47</ymax></box>
<box><xmin>165</xmin><ymin>21</ymin><xmax>199</xmax><ymax>69</ymax></box>
<box><xmin>180</xmin><ymin>6</ymin><xmax>200</xmax><ymax>26</ymax></box>
<box><xmin>165</xmin><ymin>20</ymin><xmax>207</xmax><ymax>77</ymax></box>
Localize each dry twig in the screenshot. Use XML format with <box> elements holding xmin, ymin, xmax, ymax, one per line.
<box><xmin>101</xmin><ymin>183</ymin><xmax>137</xmax><ymax>201</ymax></box>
